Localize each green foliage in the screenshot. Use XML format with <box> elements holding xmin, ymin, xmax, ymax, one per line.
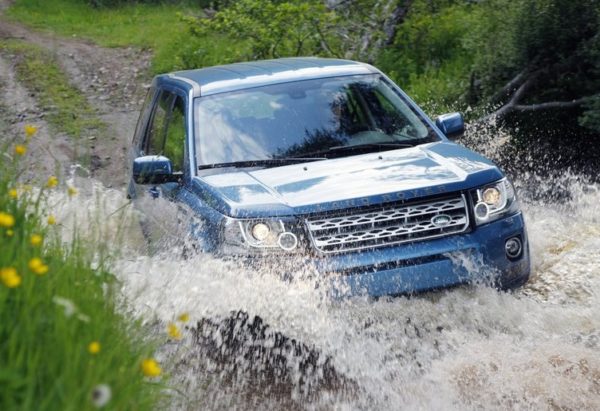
<box><xmin>182</xmin><ymin>0</ymin><xmax>341</xmax><ymax>62</ymax></box>
<box><xmin>81</xmin><ymin>0</ymin><xmax>232</xmax><ymax>8</ymax></box>
<box><xmin>472</xmin><ymin>0</ymin><xmax>600</xmax><ymax>99</ymax></box>
<box><xmin>580</xmin><ymin>97</ymin><xmax>600</xmax><ymax>133</ymax></box>
<box><xmin>0</xmin><ymin>133</ymin><xmax>164</xmax><ymax>410</ymax></box>
<box><xmin>81</xmin><ymin>0</ymin><xmax>200</xmax><ymax>7</ymax></box>
<box><xmin>86</xmin><ymin>0</ymin><xmax>167</xmax><ymax>6</ymax></box>
<box><xmin>379</xmin><ymin>0</ymin><xmax>600</xmax><ymax>131</ymax></box>
<box><xmin>191</xmin><ymin>0</ymin><xmax>233</xmax><ymax>9</ymax></box>
<box><xmin>156</xmin><ymin>27</ymin><xmax>244</xmax><ymax>71</ymax></box>
<box><xmin>8</xmin><ymin>0</ymin><xmax>600</xmax><ymax>136</ymax></box>
<box><xmin>468</xmin><ymin>0</ymin><xmax>600</xmax><ymax>136</ymax></box>
<box><xmin>0</xmin><ymin>40</ymin><xmax>104</xmax><ymax>139</ymax></box>
<box><xmin>377</xmin><ymin>2</ymin><xmax>478</xmax><ymax>112</ymax></box>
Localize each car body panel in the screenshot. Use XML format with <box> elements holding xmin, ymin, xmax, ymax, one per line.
<box><xmin>171</xmin><ymin>58</ymin><xmax>376</xmax><ymax>97</ymax></box>
<box><xmin>323</xmin><ymin>213</ymin><xmax>529</xmax><ymax>297</ymax></box>
<box><xmin>196</xmin><ymin>142</ymin><xmax>503</xmax><ymax>218</ymax></box>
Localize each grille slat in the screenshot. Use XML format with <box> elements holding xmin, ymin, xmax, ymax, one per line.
<box><xmin>306</xmin><ymin>195</ymin><xmax>470</xmax><ymax>253</ymax></box>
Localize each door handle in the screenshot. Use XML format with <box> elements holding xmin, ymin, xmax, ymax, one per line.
<box><xmin>149</xmin><ymin>186</ymin><xmax>160</xmax><ymax>199</ymax></box>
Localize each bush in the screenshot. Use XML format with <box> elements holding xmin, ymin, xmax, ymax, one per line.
<box><xmin>179</xmin><ymin>0</ymin><xmax>341</xmax><ymax>66</ymax></box>
<box><xmin>377</xmin><ymin>2</ymin><xmax>478</xmax><ymax>112</ymax></box>
<box><xmin>84</xmin><ymin>0</ymin><xmax>225</xmax><ymax>7</ymax></box>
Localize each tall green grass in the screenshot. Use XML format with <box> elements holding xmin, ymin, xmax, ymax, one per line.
<box><xmin>0</xmin><ymin>128</ymin><xmax>165</xmax><ymax>410</ymax></box>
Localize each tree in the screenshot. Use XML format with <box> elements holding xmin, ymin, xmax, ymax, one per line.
<box><xmin>474</xmin><ymin>0</ymin><xmax>600</xmax><ymax>126</ymax></box>
<box><xmin>327</xmin><ymin>0</ymin><xmax>414</xmax><ymax>62</ymax></box>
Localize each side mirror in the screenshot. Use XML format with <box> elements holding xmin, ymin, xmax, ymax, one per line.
<box><xmin>132</xmin><ymin>155</ymin><xmax>179</xmax><ymax>184</ymax></box>
<box><xmin>436</xmin><ymin>112</ymin><xmax>465</xmax><ymax>139</ymax></box>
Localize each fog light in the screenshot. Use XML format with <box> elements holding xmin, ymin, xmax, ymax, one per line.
<box><xmin>474</xmin><ymin>202</ymin><xmax>489</xmax><ymax>221</ymax></box>
<box><xmin>278</xmin><ymin>232</ymin><xmax>298</xmax><ymax>251</ymax></box>
<box><xmin>505</xmin><ymin>237</ymin><xmax>522</xmax><ymax>259</ymax></box>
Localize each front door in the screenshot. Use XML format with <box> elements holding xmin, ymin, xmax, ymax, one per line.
<box><xmin>133</xmin><ymin>88</ymin><xmax>188</xmax><ymax>251</ymax></box>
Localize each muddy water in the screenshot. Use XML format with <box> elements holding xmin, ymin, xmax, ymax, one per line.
<box><xmin>57</xmin><ymin>167</ymin><xmax>600</xmax><ymax>410</ymax></box>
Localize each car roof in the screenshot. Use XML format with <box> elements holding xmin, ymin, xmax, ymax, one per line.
<box><xmin>165</xmin><ymin>57</ymin><xmax>377</xmax><ymax>97</ymax></box>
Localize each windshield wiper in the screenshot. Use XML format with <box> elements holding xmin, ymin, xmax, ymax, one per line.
<box><xmin>198</xmin><ymin>157</ymin><xmax>326</xmax><ymax>170</ymax></box>
<box><xmin>305</xmin><ymin>142</ymin><xmax>417</xmax><ymax>158</ymax></box>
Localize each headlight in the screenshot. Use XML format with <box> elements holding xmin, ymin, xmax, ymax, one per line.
<box><xmin>250</xmin><ymin>222</ymin><xmax>271</xmax><ymax>242</ymax></box>
<box><xmin>220</xmin><ymin>218</ymin><xmax>302</xmax><ymax>255</ymax></box>
<box><xmin>471</xmin><ymin>178</ymin><xmax>519</xmax><ymax>225</ymax></box>
<box><xmin>482</xmin><ymin>187</ymin><xmax>502</xmax><ymax>206</ymax></box>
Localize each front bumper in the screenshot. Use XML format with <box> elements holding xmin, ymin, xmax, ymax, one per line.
<box><xmin>317</xmin><ymin>212</ymin><xmax>530</xmax><ymax>297</ymax></box>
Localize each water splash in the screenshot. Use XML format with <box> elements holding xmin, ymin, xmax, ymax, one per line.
<box><xmin>54</xmin><ymin>145</ymin><xmax>600</xmax><ymax>410</ymax></box>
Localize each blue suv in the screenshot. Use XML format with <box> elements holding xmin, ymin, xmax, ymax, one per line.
<box><xmin>128</xmin><ymin>58</ymin><xmax>530</xmax><ymax>297</ymax></box>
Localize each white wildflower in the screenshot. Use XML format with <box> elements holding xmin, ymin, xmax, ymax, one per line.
<box><xmin>91</xmin><ymin>384</ymin><xmax>112</xmax><ymax>408</ymax></box>
<box><xmin>52</xmin><ymin>296</ymin><xmax>77</xmax><ymax>317</ymax></box>
<box><xmin>77</xmin><ymin>313</ymin><xmax>91</xmax><ymax>323</ymax></box>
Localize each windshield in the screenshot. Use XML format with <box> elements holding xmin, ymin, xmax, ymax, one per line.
<box><xmin>194</xmin><ymin>74</ymin><xmax>439</xmax><ymax>167</ymax></box>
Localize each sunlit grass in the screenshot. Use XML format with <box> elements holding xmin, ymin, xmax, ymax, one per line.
<box><xmin>6</xmin><ymin>0</ymin><xmax>196</xmax><ymax>73</ymax></box>
<box><xmin>0</xmin><ymin>126</ymin><xmax>165</xmax><ymax>410</ymax></box>
<box><xmin>7</xmin><ymin>0</ymin><xmax>188</xmax><ymax>49</ymax></box>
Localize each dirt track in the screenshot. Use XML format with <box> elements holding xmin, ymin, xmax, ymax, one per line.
<box><xmin>0</xmin><ymin>0</ymin><xmax>151</xmax><ymax>186</ymax></box>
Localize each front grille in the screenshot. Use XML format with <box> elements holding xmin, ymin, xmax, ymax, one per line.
<box><xmin>306</xmin><ymin>194</ymin><xmax>470</xmax><ymax>254</ymax></box>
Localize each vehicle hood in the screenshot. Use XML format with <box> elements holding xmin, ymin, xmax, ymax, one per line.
<box><xmin>194</xmin><ymin>142</ymin><xmax>503</xmax><ymax>217</ymax></box>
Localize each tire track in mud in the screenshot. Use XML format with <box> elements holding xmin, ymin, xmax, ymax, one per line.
<box><xmin>0</xmin><ymin>54</ymin><xmax>73</xmax><ymax>180</ymax></box>
<box><xmin>0</xmin><ymin>4</ymin><xmax>151</xmax><ymax>185</ymax></box>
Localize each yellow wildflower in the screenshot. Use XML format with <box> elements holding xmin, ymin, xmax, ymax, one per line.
<box><xmin>15</xmin><ymin>145</ymin><xmax>26</xmax><ymax>156</ymax></box>
<box><xmin>6</xmin><ymin>229</ymin><xmax>14</xmax><ymax>237</ymax></box>
<box><xmin>178</xmin><ymin>312</ymin><xmax>190</xmax><ymax>323</ymax></box>
<box><xmin>47</xmin><ymin>215</ymin><xmax>56</xmax><ymax>225</ymax></box>
<box><xmin>0</xmin><ymin>212</ymin><xmax>15</xmax><ymax>228</ymax></box>
<box><xmin>88</xmin><ymin>341</ymin><xmax>101</xmax><ymax>355</ymax></box>
<box><xmin>67</xmin><ymin>186</ymin><xmax>78</xmax><ymax>197</ymax></box>
<box><xmin>34</xmin><ymin>264</ymin><xmax>48</xmax><ymax>275</ymax></box>
<box><xmin>28</xmin><ymin>257</ymin><xmax>49</xmax><ymax>275</ymax></box>
<box><xmin>46</xmin><ymin>176</ymin><xmax>58</xmax><ymax>188</ymax></box>
<box><xmin>167</xmin><ymin>323</ymin><xmax>182</xmax><ymax>340</ymax></box>
<box><xmin>140</xmin><ymin>358</ymin><xmax>161</xmax><ymax>377</ymax></box>
<box><xmin>1</xmin><ymin>267</ymin><xmax>21</xmax><ymax>288</ymax></box>
<box><xmin>8</xmin><ymin>189</ymin><xmax>17</xmax><ymax>199</ymax></box>
<box><xmin>30</xmin><ymin>234</ymin><xmax>43</xmax><ymax>247</ymax></box>
<box><xmin>28</xmin><ymin>257</ymin><xmax>43</xmax><ymax>271</ymax></box>
<box><xmin>24</xmin><ymin>124</ymin><xmax>38</xmax><ymax>138</ymax></box>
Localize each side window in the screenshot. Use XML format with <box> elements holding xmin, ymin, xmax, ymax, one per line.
<box><xmin>163</xmin><ymin>97</ymin><xmax>186</xmax><ymax>173</ymax></box>
<box><xmin>142</xmin><ymin>90</ymin><xmax>186</xmax><ymax>173</ymax></box>
<box><xmin>144</xmin><ymin>91</ymin><xmax>174</xmax><ymax>156</ymax></box>
<box><xmin>133</xmin><ymin>88</ymin><xmax>155</xmax><ymax>149</ymax></box>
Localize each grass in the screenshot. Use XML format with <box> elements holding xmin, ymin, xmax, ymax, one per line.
<box><xmin>0</xmin><ymin>128</ymin><xmax>167</xmax><ymax>410</ymax></box>
<box><xmin>6</xmin><ymin>0</ymin><xmax>197</xmax><ymax>74</ymax></box>
<box><xmin>0</xmin><ymin>39</ymin><xmax>104</xmax><ymax>139</ymax></box>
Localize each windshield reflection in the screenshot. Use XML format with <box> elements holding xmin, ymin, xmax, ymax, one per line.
<box><xmin>195</xmin><ymin>74</ymin><xmax>439</xmax><ymax>167</ymax></box>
